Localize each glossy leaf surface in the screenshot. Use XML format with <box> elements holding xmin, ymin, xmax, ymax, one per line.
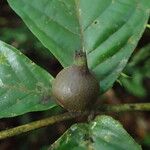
<box><xmin>0</xmin><ymin>41</ymin><xmax>55</xmax><ymax>118</ymax></box>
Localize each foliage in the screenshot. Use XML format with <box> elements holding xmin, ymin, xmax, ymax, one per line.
<box><xmin>0</xmin><ymin>26</ymin><xmax>54</xmax><ymax>58</ymax></box>
<box><xmin>0</xmin><ymin>0</ymin><xmax>149</xmax><ymax>149</ymax></box>
<box><xmin>50</xmin><ymin>115</ymin><xmax>141</xmax><ymax>150</ymax></box>
<box><xmin>0</xmin><ymin>40</ymin><xmax>56</xmax><ymax>118</ymax></box>
<box><xmin>8</xmin><ymin>0</ymin><xmax>150</xmax><ymax>93</ymax></box>
<box><xmin>120</xmin><ymin>44</ymin><xmax>150</xmax><ymax>97</ymax></box>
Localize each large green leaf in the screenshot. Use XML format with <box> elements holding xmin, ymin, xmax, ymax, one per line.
<box><xmin>50</xmin><ymin>115</ymin><xmax>141</xmax><ymax>150</ymax></box>
<box><xmin>7</xmin><ymin>0</ymin><xmax>150</xmax><ymax>93</ymax></box>
<box><xmin>0</xmin><ymin>41</ymin><xmax>56</xmax><ymax>118</ymax></box>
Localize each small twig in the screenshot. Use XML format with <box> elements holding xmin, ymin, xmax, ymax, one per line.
<box><xmin>0</xmin><ymin>112</ymin><xmax>82</xmax><ymax>140</ymax></box>
<box><xmin>0</xmin><ymin>103</ymin><xmax>150</xmax><ymax>140</ymax></box>
<box><xmin>98</xmin><ymin>103</ymin><xmax>150</xmax><ymax>112</ymax></box>
<box><xmin>146</xmin><ymin>24</ymin><xmax>150</xmax><ymax>29</ymax></box>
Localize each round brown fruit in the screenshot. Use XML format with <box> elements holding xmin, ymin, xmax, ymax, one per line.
<box><xmin>52</xmin><ymin>64</ymin><xmax>99</xmax><ymax>112</ymax></box>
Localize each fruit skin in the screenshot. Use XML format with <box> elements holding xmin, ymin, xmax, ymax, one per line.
<box><xmin>52</xmin><ymin>65</ymin><xmax>99</xmax><ymax>112</ymax></box>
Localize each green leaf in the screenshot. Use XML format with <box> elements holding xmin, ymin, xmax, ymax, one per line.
<box><xmin>50</xmin><ymin>115</ymin><xmax>141</xmax><ymax>150</ymax></box>
<box><xmin>0</xmin><ymin>40</ymin><xmax>56</xmax><ymax>118</ymax></box>
<box><xmin>119</xmin><ymin>44</ymin><xmax>150</xmax><ymax>97</ymax></box>
<box><xmin>129</xmin><ymin>43</ymin><xmax>150</xmax><ymax>67</ymax></box>
<box><xmin>7</xmin><ymin>0</ymin><xmax>150</xmax><ymax>93</ymax></box>
<box><xmin>120</xmin><ymin>70</ymin><xmax>147</xmax><ymax>97</ymax></box>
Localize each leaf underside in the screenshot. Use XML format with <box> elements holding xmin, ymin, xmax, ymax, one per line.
<box><xmin>0</xmin><ymin>41</ymin><xmax>56</xmax><ymax>118</ymax></box>
<box><xmin>50</xmin><ymin>115</ymin><xmax>141</xmax><ymax>150</ymax></box>
<box><xmin>8</xmin><ymin>0</ymin><xmax>150</xmax><ymax>93</ymax></box>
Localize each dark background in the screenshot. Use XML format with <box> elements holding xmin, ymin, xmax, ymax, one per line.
<box><xmin>0</xmin><ymin>1</ymin><xmax>150</xmax><ymax>150</ymax></box>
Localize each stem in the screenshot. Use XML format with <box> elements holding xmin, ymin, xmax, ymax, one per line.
<box><xmin>99</xmin><ymin>103</ymin><xmax>150</xmax><ymax>112</ymax></box>
<box><xmin>74</xmin><ymin>51</ymin><xmax>88</xmax><ymax>68</ymax></box>
<box><xmin>146</xmin><ymin>24</ymin><xmax>150</xmax><ymax>29</ymax></box>
<box><xmin>0</xmin><ymin>103</ymin><xmax>150</xmax><ymax>140</ymax></box>
<box><xmin>0</xmin><ymin>112</ymin><xmax>81</xmax><ymax>140</ymax></box>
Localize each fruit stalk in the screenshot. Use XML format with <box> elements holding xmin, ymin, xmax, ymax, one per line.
<box><xmin>74</xmin><ymin>50</ymin><xmax>88</xmax><ymax>68</ymax></box>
